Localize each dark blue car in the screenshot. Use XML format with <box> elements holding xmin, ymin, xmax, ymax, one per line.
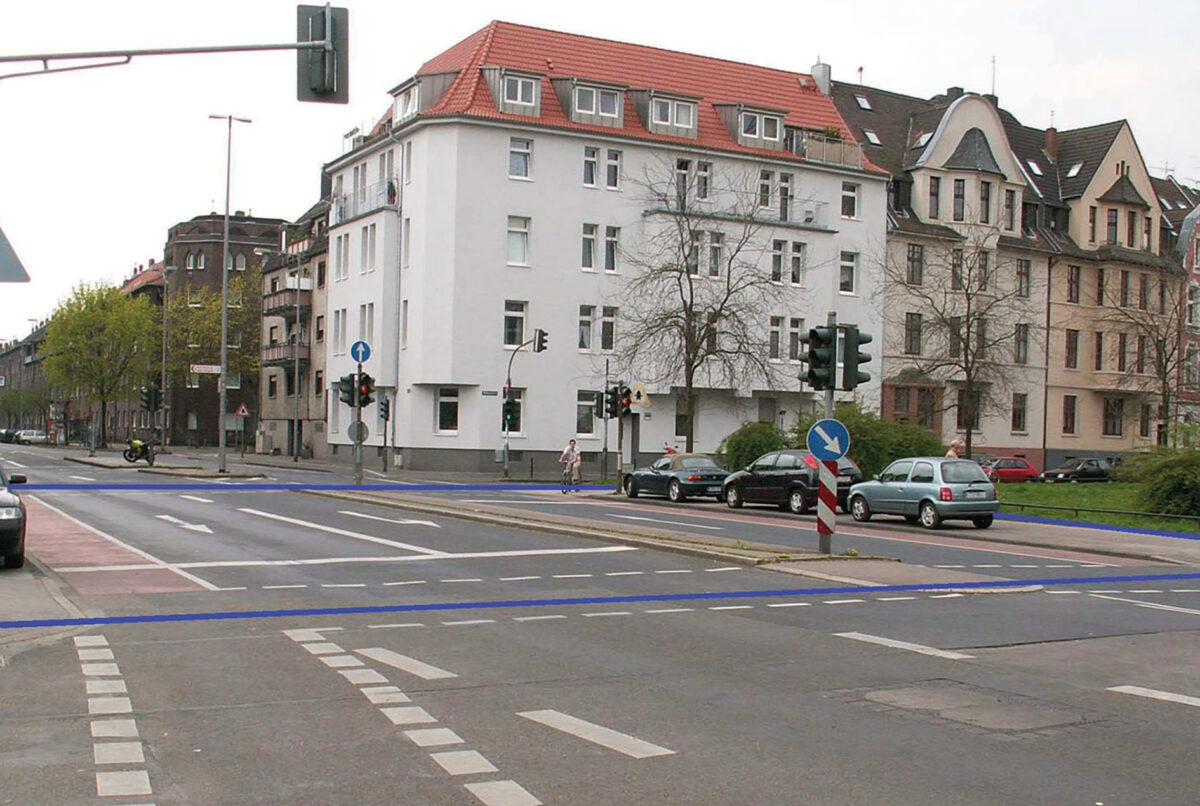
<box><xmin>623</xmin><ymin>454</ymin><xmax>729</xmax><ymax>502</ymax></box>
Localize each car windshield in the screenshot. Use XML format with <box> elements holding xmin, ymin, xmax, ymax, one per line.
<box><xmin>941</xmin><ymin>460</ymin><xmax>989</xmax><ymax>483</ymax></box>
<box><xmin>681</xmin><ymin>457</ymin><xmax>719</xmax><ymax>469</ymax></box>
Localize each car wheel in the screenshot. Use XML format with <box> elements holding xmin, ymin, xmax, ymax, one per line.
<box><xmin>972</xmin><ymin>515</ymin><xmax>994</xmax><ymax>529</ymax></box>
<box><xmin>624</xmin><ymin>477</ymin><xmax>638</xmax><ymax>498</ymax></box>
<box><xmin>725</xmin><ymin>485</ymin><xmax>743</xmax><ymax>509</ymax></box>
<box><xmin>3</xmin><ymin>546</ymin><xmax>24</xmax><ymax>570</ymax></box>
<box><xmin>920</xmin><ymin>501</ymin><xmax>942</xmax><ymax>529</ymax></box>
<box><xmin>850</xmin><ymin>495</ymin><xmax>871</xmax><ymax>522</ymax></box>
<box><xmin>667</xmin><ymin>479</ymin><xmax>685</xmax><ymax>503</ymax></box>
<box><xmin>787</xmin><ymin>488</ymin><xmax>807</xmax><ymax>515</ymax></box>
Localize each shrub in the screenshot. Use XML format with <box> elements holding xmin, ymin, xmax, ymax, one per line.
<box><xmin>789</xmin><ymin>402</ymin><xmax>943</xmax><ymax>479</ymax></box>
<box><xmin>1125</xmin><ymin>447</ymin><xmax>1200</xmax><ymax>516</ymax></box>
<box><xmin>715</xmin><ymin>421</ymin><xmax>786</xmax><ymax>471</ymax></box>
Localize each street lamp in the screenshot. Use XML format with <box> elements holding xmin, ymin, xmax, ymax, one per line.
<box><xmin>160</xmin><ymin>264</ymin><xmax>177</xmax><ymax>450</ymax></box>
<box><xmin>209</xmin><ymin>113</ymin><xmax>251</xmax><ymax>474</ymax></box>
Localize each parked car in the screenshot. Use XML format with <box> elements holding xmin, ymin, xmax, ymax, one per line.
<box><xmin>1041</xmin><ymin>458</ymin><xmax>1112</xmax><ymax>483</ymax></box>
<box><xmin>848</xmin><ymin>457</ymin><xmax>998</xmax><ymax>529</ymax></box>
<box><xmin>983</xmin><ymin>456</ymin><xmax>1040</xmax><ymax>483</ymax></box>
<box><xmin>0</xmin><ymin>467</ymin><xmax>28</xmax><ymax>569</ymax></box>
<box><xmin>623</xmin><ymin>453</ymin><xmax>729</xmax><ymax>502</ymax></box>
<box><xmin>723</xmin><ymin>449</ymin><xmax>863</xmax><ymax>514</ymax></box>
<box><xmin>0</xmin><ymin>428</ymin><xmax>17</xmax><ymax>443</ymax></box>
<box><xmin>14</xmin><ymin>430</ymin><xmax>48</xmax><ymax>445</ymax></box>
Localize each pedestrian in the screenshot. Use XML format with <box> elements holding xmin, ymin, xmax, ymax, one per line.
<box><xmin>558</xmin><ymin>438</ymin><xmax>581</xmax><ymax>492</ymax></box>
<box><xmin>945</xmin><ymin>437</ymin><xmax>964</xmax><ymax>458</ymax></box>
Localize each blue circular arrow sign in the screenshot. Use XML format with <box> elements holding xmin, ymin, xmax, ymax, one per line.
<box><xmin>350</xmin><ymin>340</ymin><xmax>371</xmax><ymax>363</ymax></box>
<box><xmin>806</xmin><ymin>418</ymin><xmax>850</xmax><ymax>462</ymax></box>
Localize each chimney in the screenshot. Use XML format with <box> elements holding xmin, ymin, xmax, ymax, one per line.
<box><xmin>945</xmin><ymin>86</ymin><xmax>964</xmax><ymax>100</ymax></box>
<box><xmin>811</xmin><ymin>60</ymin><xmax>831</xmax><ymax>95</ymax></box>
<box><xmin>1045</xmin><ymin>127</ymin><xmax>1058</xmax><ymax>161</ymax></box>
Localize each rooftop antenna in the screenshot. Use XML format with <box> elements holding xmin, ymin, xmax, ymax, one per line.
<box><xmin>990</xmin><ymin>55</ymin><xmax>996</xmax><ymax>96</ymax></box>
<box><xmin>857</xmin><ymin>66</ymin><xmax>863</xmax><ymax>84</ymax></box>
<box><xmin>1050</xmin><ymin>109</ymin><xmax>1055</xmax><ymax>128</ymax></box>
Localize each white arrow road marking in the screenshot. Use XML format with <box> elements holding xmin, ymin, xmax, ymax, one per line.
<box><xmin>812</xmin><ymin>424</ymin><xmax>841</xmax><ymax>455</ymax></box>
<box><xmin>517</xmin><ymin>710</ymin><xmax>675</xmax><ymax>759</ymax></box>
<box><xmin>69</xmin><ymin>475</ymin><xmax>96</xmax><ymax>482</ymax></box>
<box><xmin>1089</xmin><ymin>594</ymin><xmax>1200</xmax><ymax>616</ymax></box>
<box><xmin>239</xmin><ymin>508</ymin><xmax>449</xmax><ymax>555</ymax></box>
<box><xmin>611</xmin><ymin>514</ymin><xmax>723</xmax><ymax>530</ymax></box>
<box><xmin>355</xmin><ymin>647</ymin><xmax>458</xmax><ymax>680</ymax></box>
<box><xmin>2</xmin><ymin>459</ymin><xmax>27</xmax><ymax>467</ymax></box>
<box><xmin>1107</xmin><ymin>685</ymin><xmax>1200</xmax><ymax>709</ymax></box>
<box><xmin>338</xmin><ymin>510</ymin><xmax>441</xmax><ymax>528</ymax></box>
<box><xmin>835</xmin><ymin>632</ymin><xmax>974</xmax><ymax>660</ymax></box>
<box><xmin>155</xmin><ymin>514</ymin><xmax>213</xmax><ymax>534</ymax></box>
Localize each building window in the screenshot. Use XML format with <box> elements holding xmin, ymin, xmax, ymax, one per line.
<box><xmin>841</xmin><ymin>183</ymin><xmax>859</xmax><ymax>218</ymax></box>
<box><xmin>709</xmin><ymin>232</ymin><xmax>724</xmax><ymax>277</ymax></box>
<box><xmin>779</xmin><ymin>173</ymin><xmax>792</xmax><ymax>221</ymax></box>
<box><xmin>686</xmin><ymin>231</ymin><xmax>701</xmax><ymax>275</ymax></box>
<box><xmin>916</xmin><ymin>389</ymin><xmax>935</xmax><ymax>429</ymax></box>
<box><xmin>1144</xmin><ymin>217</ymin><xmax>1152</xmax><ymax>251</ymax></box>
<box><xmin>770</xmin><ymin>240</ymin><xmax>784</xmax><ymax>282</ymax></box>
<box><xmin>604</xmin><ymin>227</ymin><xmax>619</xmax><ymax>272</ymax></box>
<box><xmin>839</xmin><ymin>251</ymin><xmax>857</xmax><ymax>294</ymax></box>
<box><xmin>1138</xmin><ymin>274</ymin><xmax>1149</xmax><ymax>310</ymax></box>
<box><xmin>581</xmin><ymin>224</ymin><xmax>596</xmax><ymax>270</ymax></box>
<box><xmin>402</xmin><ymin>219</ymin><xmax>410</xmax><ymax>268</ymax></box>
<box><xmin>1094</xmin><ymin>331</ymin><xmax>1104</xmax><ymax>371</ymax></box>
<box><xmin>575</xmin><ymin>86</ymin><xmax>596</xmax><ymax>114</ymax></box>
<box><xmin>929</xmin><ymin>177</ymin><xmax>940</xmax><ymax>219</ymax></box>
<box><xmin>1016</xmin><ymin>259</ymin><xmax>1031</xmax><ymax>297</ymax></box>
<box><xmin>975</xmin><ymin>317</ymin><xmax>988</xmax><ymax>356</ymax></box>
<box><xmin>1011</xmin><ymin>393</ymin><xmax>1027</xmax><ymax>432</ymax></box>
<box><xmin>1065</xmin><ymin>329</ymin><xmax>1079</xmax><ymax>369</ymax></box>
<box><xmin>769</xmin><ymin>316</ymin><xmax>783</xmax><ymax>360</ymax></box>
<box><xmin>953</xmin><ymin>178</ymin><xmax>965</xmax><ymax>221</ymax></box>
<box><xmin>1117</xmin><ymin>332</ymin><xmax>1128</xmax><ymax>372</ymax></box>
<box><xmin>675</xmin><ymin>410</ymin><xmax>690</xmax><ymax>439</ymax></box>
<box><xmin>788</xmin><ymin>317</ymin><xmax>804</xmax><ymax>361</ymax></box>
<box><xmin>577</xmin><ymin>390</ymin><xmax>597</xmax><ymax>435</ymax></box>
<box><xmin>1127</xmin><ymin>210</ymin><xmax>1137</xmax><ymax>248</ymax></box>
<box><xmin>314</xmin><ymin>370</ymin><xmax>323</xmax><ymax>397</ymax></box>
<box><xmin>893</xmin><ymin>386</ymin><xmax>910</xmax><ymax>418</ymax></box>
<box><xmin>1137</xmin><ymin>334</ymin><xmax>1147</xmax><ymax>374</ymax></box>
<box><xmin>509</xmin><ymin>138</ymin><xmax>531</xmax><ymax>178</ymax></box>
<box><xmin>504</xmin><ymin>76</ymin><xmax>535</xmax><ymax>106</ymax></box>
<box><xmin>675</xmin><ymin>159</ymin><xmax>692</xmax><ymax>209</ymax></box>
<box><xmin>1067</xmin><ymin>265</ymin><xmax>1081</xmax><ymax>303</ymax></box>
<box><xmin>1063</xmin><ymin>395</ymin><xmax>1077</xmax><ymax>434</ymax></box>
<box><xmin>598</xmin><ymin>89</ymin><xmax>619</xmax><ymax>117</ymax></box>
<box><xmin>1102</xmin><ymin>397</ymin><xmax>1124</xmax><ymax>436</ymax></box>
<box><xmin>501</xmin><ymin>388</ymin><xmax>523</xmax><ymax>433</ymax></box>
<box><xmin>401</xmin><ymin>300</ymin><xmax>408</xmax><ymax>350</ymax></box>
<box><xmin>578</xmin><ymin>305</ymin><xmax>594</xmax><ymax>351</ymax></box>
<box><xmin>790</xmin><ymin>242</ymin><xmax>805</xmax><ymax>285</ymax></box>
<box><xmin>503</xmin><ymin>300</ymin><xmax>527</xmax><ymax>347</ymax></box>
<box><xmin>1119</xmin><ymin>270</ymin><xmax>1130</xmax><ymax>307</ymax></box>
<box><xmin>1096</xmin><ymin>268</ymin><xmax>1106</xmax><ymax>306</ymax></box>
<box><xmin>1140</xmin><ymin>403</ymin><xmax>1153</xmax><ymax>438</ymax></box>
<box><xmin>1106</xmin><ymin>209</ymin><xmax>1118</xmax><ymax>244</ymax></box>
<box><xmin>600</xmin><ymin>307</ymin><xmax>617</xmax><ymax>351</ymax></box>
<box><xmin>436</xmin><ymin>388</ymin><xmax>459</xmax><ymax>433</ymax></box>
<box><xmin>1004</xmin><ymin>189</ymin><xmax>1016</xmax><ymax>230</ymax></box>
<box><xmin>979</xmin><ymin>181</ymin><xmax>991</xmax><ymax>224</ymax></box>
<box><xmin>507</xmin><ymin>216</ymin><xmax>530</xmax><ymax>265</ymax></box>
<box><xmin>1014</xmin><ymin>323</ymin><xmax>1030</xmax><ymax>364</ymax></box>
<box><xmin>583</xmin><ymin>147</ymin><xmax>598</xmax><ymax>186</ymax></box>
<box><xmin>226</xmin><ymin>373</ymin><xmax>241</xmax><ymax>390</ymax></box>
<box><xmin>759</xmin><ymin>170</ymin><xmax>773</xmax><ymax>209</ymax></box>
<box><xmin>977</xmin><ymin>251</ymin><xmax>989</xmax><ymax>291</ymax></box>
<box><xmin>906</xmin><ymin>244</ymin><xmax>924</xmax><ymax>285</ymax></box>
<box><xmin>605</xmin><ymin>150</ymin><xmax>621</xmax><ymax>189</ymax></box>
<box><xmin>1160</xmin><ymin>280</ymin><xmax>1168</xmax><ymax>314</ymax></box>
<box><xmin>1088</xmin><ymin>206</ymin><xmax>1097</xmax><ymax>242</ymax></box>
<box><xmin>949</xmin><ymin>316</ymin><xmax>962</xmax><ymax>358</ymax></box>
<box><xmin>317</xmin><ymin>261</ymin><xmax>326</xmax><ymax>288</ymax></box>
<box><xmin>696</xmin><ymin>162</ymin><xmax>711</xmax><ymax>200</ymax></box>
<box><xmin>951</xmin><ymin>249</ymin><xmax>963</xmax><ymax>290</ymax></box>
<box><xmin>315</xmin><ymin>315</ymin><xmax>325</xmax><ymax>342</ymax></box>
<box><xmin>186</xmin><ymin>372</ymin><xmax>200</xmax><ymax>389</ymax></box>
<box><xmin>904</xmin><ymin>313</ymin><xmax>922</xmax><ymax>355</ymax></box>
<box><xmin>740</xmin><ymin>112</ymin><xmax>758</xmax><ymax>136</ymax></box>
<box><xmin>1186</xmin><ymin>345</ymin><xmax>1199</xmax><ymax>388</ymax></box>
<box><xmin>1188</xmin><ymin>285</ymin><xmax>1200</xmax><ymax>327</ymax></box>
<box><xmin>956</xmin><ymin>388</ymin><xmax>981</xmax><ymax>430</ymax></box>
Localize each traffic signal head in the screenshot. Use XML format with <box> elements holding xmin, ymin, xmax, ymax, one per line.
<box><xmin>802</xmin><ymin>326</ymin><xmax>836</xmax><ymax>390</ymax></box>
<box><xmin>140</xmin><ymin>386</ymin><xmax>153</xmax><ymax>412</ymax></box>
<box><xmin>533</xmin><ymin>328</ymin><xmax>549</xmax><ymax>353</ymax></box>
<box><xmin>502</xmin><ymin>396</ymin><xmax>518</xmax><ymax>426</ymax></box>
<box><xmin>379</xmin><ymin>398</ymin><xmax>390</xmax><ymax>420</ymax></box>
<box><xmin>841</xmin><ymin>326</ymin><xmax>873</xmax><ymax>391</ymax></box>
<box><xmin>357</xmin><ymin>372</ymin><xmax>376</xmax><ymax>407</ymax></box>
<box><xmin>605</xmin><ymin>385</ymin><xmax>621</xmax><ymax>419</ymax></box>
<box><xmin>338</xmin><ymin>373</ymin><xmax>356</xmax><ymax>405</ymax></box>
<box><xmin>620</xmin><ymin>386</ymin><xmax>633</xmax><ymax>416</ymax></box>
<box><xmin>297</xmin><ymin>5</ymin><xmax>350</xmax><ymax>104</ymax></box>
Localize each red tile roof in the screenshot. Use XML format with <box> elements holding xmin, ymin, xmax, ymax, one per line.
<box><xmin>414</xmin><ymin>21</ymin><xmax>876</xmax><ymax>171</ymax></box>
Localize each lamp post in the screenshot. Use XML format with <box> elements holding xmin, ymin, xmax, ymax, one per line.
<box><xmin>209</xmin><ymin>113</ymin><xmax>251</xmax><ymax>474</ymax></box>
<box><xmin>291</xmin><ymin>260</ymin><xmax>303</xmax><ymax>462</ymax></box>
<box><xmin>160</xmin><ymin>265</ymin><xmax>176</xmax><ymax>451</ymax></box>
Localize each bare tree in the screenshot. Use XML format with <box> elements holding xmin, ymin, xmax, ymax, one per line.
<box><xmin>881</xmin><ymin>227</ymin><xmax>1044</xmax><ymax>457</ymax></box>
<box><xmin>611</xmin><ymin>156</ymin><xmax>809</xmax><ymax>451</ymax></box>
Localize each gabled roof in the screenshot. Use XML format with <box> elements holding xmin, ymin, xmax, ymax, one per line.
<box><xmin>943</xmin><ymin>127</ymin><xmax>1005</xmax><ymax>177</ymax></box>
<box><xmin>996</xmin><ymin>108</ymin><xmax>1062</xmax><ymax>204</ymax></box>
<box><xmin>1151</xmin><ymin>175</ymin><xmax>1199</xmax><ymax>228</ymax></box>
<box><xmin>408</xmin><ymin>21</ymin><xmax>867</xmax><ymax>167</ymax></box>
<box><xmin>829</xmin><ymin>81</ymin><xmax>940</xmax><ymax>176</ymax></box>
<box><xmin>1055</xmin><ymin>120</ymin><xmax>1125</xmax><ymax>200</ymax></box>
<box><xmin>1095</xmin><ymin>174</ymin><xmax>1149</xmax><ymax>209</ymax></box>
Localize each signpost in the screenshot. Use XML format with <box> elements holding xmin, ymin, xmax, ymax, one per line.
<box><xmin>807</xmin><ymin>418</ymin><xmax>850</xmax><ymax>555</ymax></box>
<box><xmin>349</xmin><ymin>340</ymin><xmax>371</xmax><ymax>485</ymax></box>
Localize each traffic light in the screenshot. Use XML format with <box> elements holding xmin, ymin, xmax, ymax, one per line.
<box><xmin>502</xmin><ymin>396</ymin><xmax>518</xmax><ymax>426</ymax></box>
<box><xmin>338</xmin><ymin>373</ymin><xmax>356</xmax><ymax>405</ymax></box>
<box><xmin>533</xmin><ymin>328</ymin><xmax>548</xmax><ymax>353</ymax></box>
<box><xmin>620</xmin><ymin>386</ymin><xmax>633</xmax><ymax>416</ymax></box>
<box><xmin>140</xmin><ymin>386</ymin><xmax>154</xmax><ymax>412</ymax></box>
<box><xmin>841</xmin><ymin>326</ymin><xmax>874</xmax><ymax>391</ymax></box>
<box><xmin>357</xmin><ymin>373</ymin><xmax>375</xmax><ymax>407</ymax></box>
<box><xmin>297</xmin><ymin>5</ymin><xmax>350</xmax><ymax>104</ymax></box>
<box><xmin>379</xmin><ymin>398</ymin><xmax>390</xmax><ymax>420</ymax></box>
<box><xmin>605</xmin><ymin>385</ymin><xmax>621</xmax><ymax>419</ymax></box>
<box><xmin>152</xmin><ymin>385</ymin><xmax>163</xmax><ymax>412</ymax></box>
<box><xmin>801</xmin><ymin>325</ymin><xmax>836</xmax><ymax>390</ymax></box>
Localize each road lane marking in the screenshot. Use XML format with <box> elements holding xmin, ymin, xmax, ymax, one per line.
<box><xmin>876</xmin><ymin>596</ymin><xmax>916</xmax><ymax>601</ymax></box>
<box><xmin>69</xmin><ymin>475</ymin><xmax>96</xmax><ymax>482</ymax></box>
<box><xmin>91</xmin><ymin>719</ymin><xmax>138</xmax><ymax>738</ymax></box>
<box><xmin>283</xmin><ymin>628</ymin><xmax>340</xmax><ymax>642</ymax></box>
<box><xmin>239</xmin><ymin>508</ymin><xmax>449</xmax><ymax>555</ymax></box>
<box><xmin>443</xmin><ymin>619</ymin><xmax>496</xmax><ymax>626</ymax></box>
<box><xmin>835</xmin><ymin>632</ymin><xmax>974</xmax><ymax>660</ymax></box>
<box><xmin>500</xmin><ymin>576</ymin><xmax>540</xmax><ymax>581</ymax></box>
<box><xmin>303</xmin><ymin>643</ymin><xmax>344</xmax><ymax>655</ymax></box>
<box><xmin>321</xmin><ymin>655</ymin><xmax>364</xmax><ymax>669</ymax></box>
<box><xmin>430</xmin><ymin>750</ymin><xmax>498</xmax><ymax>776</ymax></box>
<box><xmin>1107</xmin><ymin>685</ymin><xmax>1200</xmax><ymax>709</ymax></box>
<box><xmin>645</xmin><ymin>608</ymin><xmax>693</xmax><ymax>614</ymax></box>
<box><xmin>356</xmin><ymin>648</ymin><xmax>458</xmax><ymax>680</ymax></box>
<box><xmin>86</xmin><ymin>680</ymin><xmax>127</xmax><ymax>695</ymax></box>
<box><xmin>82</xmin><ymin>663</ymin><xmax>121</xmax><ymax>676</ymax></box>
<box><xmin>656</xmin><ymin>569</ymin><xmax>692</xmax><ymax>574</ymax></box>
<box><xmin>321</xmin><ymin>583</ymin><xmax>366</xmax><ymax>588</ymax></box>
<box><xmin>512</xmin><ymin>615</ymin><xmax>566</xmax><ymax>622</ymax></box>
<box><xmin>383</xmin><ymin>580</ymin><xmax>428</xmax><ymax>586</ymax></box>
<box><xmin>405</xmin><ymin>728</ymin><xmax>463</xmax><ymax>747</ymax></box>
<box><xmin>367</xmin><ymin>623</ymin><xmax>425</xmax><ymax>629</ymax></box>
<box><xmin>263</xmin><ymin>584</ymin><xmax>308</xmax><ymax>589</ymax></box>
<box><xmin>705</xmin><ymin>566</ymin><xmax>741</xmax><ymax>572</ymax></box>
<box><xmin>823</xmin><ymin>599</ymin><xmax>865</xmax><ymax>605</ymax></box>
<box><xmin>1046</xmin><ymin>591</ymin><xmax>1081</xmax><ymax>595</ymax></box>
<box><xmin>180</xmin><ymin>495</ymin><xmax>214</xmax><ymax>503</ymax></box>
<box><xmin>155</xmin><ymin>514</ymin><xmax>213</xmax><ymax>534</ymax></box>
<box><xmin>766</xmin><ymin>602</ymin><xmax>811</xmax><ymax>608</ymax></box>
<box><xmin>340</xmin><ymin>669</ymin><xmax>388</xmax><ymax>685</ymax></box>
<box><xmin>74</xmin><ymin>636</ymin><xmax>109</xmax><ymax>647</ymax></box>
<box><xmin>605</xmin><ymin>571</ymin><xmax>643</xmax><ymax>576</ymax></box>
<box><xmin>441</xmin><ymin>578</ymin><xmax>483</xmax><ymax>583</ymax></box>
<box><xmin>1129</xmin><ymin>589</ymin><xmax>1164</xmax><ymax>594</ymax></box>
<box><xmin>1171</xmin><ymin>589</ymin><xmax>1200</xmax><ymax>593</ymax></box>
<box><xmin>94</xmin><ymin>741</ymin><xmax>145</xmax><ymax>765</ymax></box>
<box><xmin>611</xmin><ymin>514</ymin><xmax>723</xmax><ymax>530</ymax></box>
<box><xmin>1089</xmin><ymin>594</ymin><xmax>1200</xmax><ymax>616</ymax></box>
<box><xmin>88</xmin><ymin>696</ymin><xmax>132</xmax><ymax>715</ymax></box>
<box><xmin>95</xmin><ymin>770</ymin><xmax>152</xmax><ymax>798</ymax></box>
<box><xmin>381</xmin><ymin>706</ymin><xmax>438</xmax><ymax>725</ymax></box>
<box><xmin>464</xmin><ymin>780</ymin><xmax>542</xmax><ymax>806</ymax></box>
<box><xmin>517</xmin><ymin>710</ymin><xmax>675</xmax><ymax>759</ymax></box>
<box><xmin>553</xmin><ymin>574</ymin><xmax>592</xmax><ymax>579</ymax></box>
<box><xmin>581</xmin><ymin>611</ymin><xmax>632</xmax><ymax>617</ymax></box>
<box><xmin>928</xmin><ymin>593</ymin><xmax>963</xmax><ymax>599</ymax></box>
<box><xmin>362</xmin><ymin>686</ymin><xmax>411</xmax><ymax>704</ymax></box>
<box><xmin>3</xmin><ymin>459</ymin><xmax>27</xmax><ymax>467</ymax></box>
<box><xmin>78</xmin><ymin>648</ymin><xmax>115</xmax><ymax>661</ymax></box>
<box><xmin>337</xmin><ymin>510</ymin><xmax>441</xmax><ymax>529</ymax></box>
<box><xmin>709</xmin><ymin>605</ymin><xmax>753</xmax><ymax>611</ymax></box>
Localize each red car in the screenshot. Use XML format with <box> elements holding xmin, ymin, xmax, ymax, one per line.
<box><xmin>983</xmin><ymin>456</ymin><xmax>1039</xmax><ymax>483</ymax></box>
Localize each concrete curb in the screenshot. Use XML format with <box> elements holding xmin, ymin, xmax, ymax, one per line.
<box><xmin>136</xmin><ymin>467</ymin><xmax>265</xmax><ymax>479</ymax></box>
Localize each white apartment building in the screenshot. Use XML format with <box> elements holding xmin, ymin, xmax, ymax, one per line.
<box><xmin>323</xmin><ymin>22</ymin><xmax>886</xmax><ymax>471</ymax></box>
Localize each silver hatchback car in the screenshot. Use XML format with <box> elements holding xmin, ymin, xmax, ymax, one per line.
<box><xmin>848</xmin><ymin>457</ymin><xmax>999</xmax><ymax>529</ymax></box>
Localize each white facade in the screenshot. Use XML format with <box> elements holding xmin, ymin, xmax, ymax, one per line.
<box><xmin>324</xmin><ymin>120</ymin><xmax>886</xmax><ymax>469</ymax></box>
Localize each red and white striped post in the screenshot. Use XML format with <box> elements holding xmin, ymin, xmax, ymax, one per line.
<box><xmin>816</xmin><ymin>458</ymin><xmax>837</xmax><ymax>554</ymax></box>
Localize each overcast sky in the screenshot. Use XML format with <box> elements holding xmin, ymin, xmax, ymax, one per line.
<box><xmin>2</xmin><ymin>0</ymin><xmax>1198</xmax><ymax>341</ymax></box>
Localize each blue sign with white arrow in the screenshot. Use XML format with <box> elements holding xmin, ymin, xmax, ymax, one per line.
<box><xmin>350</xmin><ymin>340</ymin><xmax>371</xmax><ymax>363</ymax></box>
<box><xmin>806</xmin><ymin>418</ymin><xmax>850</xmax><ymax>462</ymax></box>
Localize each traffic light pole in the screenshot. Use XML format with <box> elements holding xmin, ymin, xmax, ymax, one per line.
<box><xmin>353</xmin><ymin>361</ymin><xmax>363</xmax><ymax>486</ymax></box>
<box><xmin>819</xmin><ymin>311</ymin><xmax>836</xmax><ymax>555</ymax></box>
<box><xmin>602</xmin><ymin>359</ymin><xmax>609</xmax><ymax>488</ymax></box>
<box><xmin>824</xmin><ymin>311</ymin><xmax>836</xmax><ymax>421</ymax></box>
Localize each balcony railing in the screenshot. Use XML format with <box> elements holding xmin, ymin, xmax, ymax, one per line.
<box><xmin>331</xmin><ymin>176</ymin><xmax>398</xmax><ymax>225</ymax></box>
<box><xmin>262</xmin><ymin>343</ymin><xmax>310</xmax><ymax>367</ymax></box>
<box><xmin>789</xmin><ymin>131</ymin><xmax>863</xmax><ymax>169</ymax></box>
<box><xmin>262</xmin><ymin>288</ymin><xmax>312</xmax><ymax>318</ymax></box>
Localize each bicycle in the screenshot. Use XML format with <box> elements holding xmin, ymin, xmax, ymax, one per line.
<box><xmin>561</xmin><ymin>462</ymin><xmax>582</xmax><ymax>494</ymax></box>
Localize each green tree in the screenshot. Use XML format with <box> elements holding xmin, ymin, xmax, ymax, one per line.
<box><xmin>715</xmin><ymin>421</ymin><xmax>787</xmax><ymax>471</ymax></box>
<box><xmin>42</xmin><ymin>283</ymin><xmax>158</xmax><ymax>446</ymax></box>
<box><xmin>164</xmin><ymin>275</ymin><xmax>261</xmax><ymax>387</ymax></box>
<box><xmin>790</xmin><ymin>402</ymin><xmax>943</xmax><ymax>478</ymax></box>
<box><xmin>1124</xmin><ymin>447</ymin><xmax>1200</xmax><ymax>516</ymax></box>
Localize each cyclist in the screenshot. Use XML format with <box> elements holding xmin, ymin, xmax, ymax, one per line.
<box><xmin>558</xmin><ymin>438</ymin><xmax>581</xmax><ymax>492</ymax></box>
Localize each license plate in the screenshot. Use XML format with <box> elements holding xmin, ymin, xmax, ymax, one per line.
<box><xmin>837</xmin><ymin>476</ymin><xmax>851</xmax><ymax>483</ymax></box>
<box><xmin>965</xmin><ymin>490</ymin><xmax>986</xmax><ymax>499</ymax></box>
<box><xmin>706</xmin><ymin>486</ymin><xmax>719</xmax><ymax>493</ymax></box>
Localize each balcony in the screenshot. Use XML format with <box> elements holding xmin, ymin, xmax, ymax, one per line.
<box><xmin>789</xmin><ymin>131</ymin><xmax>863</xmax><ymax>169</ymax></box>
<box><xmin>331</xmin><ymin>176</ymin><xmax>398</xmax><ymax>226</ymax></box>
<box><xmin>262</xmin><ymin>288</ymin><xmax>312</xmax><ymax>319</ymax></box>
<box><xmin>262</xmin><ymin>342</ymin><xmax>310</xmax><ymax>367</ymax></box>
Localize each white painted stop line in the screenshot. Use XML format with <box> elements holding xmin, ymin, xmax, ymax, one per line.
<box><xmin>835</xmin><ymin>631</ymin><xmax>974</xmax><ymax>660</ymax></box>
<box><xmin>1107</xmin><ymin>685</ymin><xmax>1200</xmax><ymax>708</ymax></box>
<box><xmin>517</xmin><ymin>710</ymin><xmax>675</xmax><ymax>758</ymax></box>
<box><xmin>355</xmin><ymin>647</ymin><xmax>458</xmax><ymax>680</ymax></box>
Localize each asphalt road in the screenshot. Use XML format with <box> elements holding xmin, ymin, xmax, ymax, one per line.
<box><xmin>2</xmin><ymin>444</ymin><xmax>1199</xmax><ymax>805</ymax></box>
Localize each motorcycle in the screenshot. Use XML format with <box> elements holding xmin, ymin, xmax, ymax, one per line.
<box><xmin>123</xmin><ymin>438</ymin><xmax>155</xmax><ymax>465</ymax></box>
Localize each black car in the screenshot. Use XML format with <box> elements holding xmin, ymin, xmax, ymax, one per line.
<box><xmin>0</xmin><ymin>466</ymin><xmax>28</xmax><ymax>569</ymax></box>
<box><xmin>623</xmin><ymin>453</ymin><xmax>730</xmax><ymax>502</ymax></box>
<box><xmin>723</xmin><ymin>449</ymin><xmax>863</xmax><ymax>514</ymax></box>
<box><xmin>1040</xmin><ymin>458</ymin><xmax>1112</xmax><ymax>483</ymax></box>
<box><xmin>0</xmin><ymin>428</ymin><xmax>16</xmax><ymax>444</ymax></box>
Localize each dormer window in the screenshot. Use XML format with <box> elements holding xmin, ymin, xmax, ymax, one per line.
<box><xmin>653</xmin><ymin>98</ymin><xmax>695</xmax><ymax>128</ymax></box>
<box><xmin>576</xmin><ymin>86</ymin><xmax>596</xmax><ymax>114</ymax></box>
<box><xmin>863</xmin><ymin>129</ymin><xmax>882</xmax><ymax>146</ymax></box>
<box><xmin>505</xmin><ymin>76</ymin><xmax>536</xmax><ymax>106</ymax></box>
<box><xmin>854</xmin><ymin>94</ymin><xmax>872</xmax><ymax>110</ymax></box>
<box><xmin>741</xmin><ymin>113</ymin><xmax>758</xmax><ymax>137</ymax></box>
<box><xmin>913</xmin><ymin>132</ymin><xmax>932</xmax><ymax>148</ymax></box>
<box><xmin>598</xmin><ymin>89</ymin><xmax>619</xmax><ymax>117</ymax></box>
<box><xmin>740</xmin><ymin>112</ymin><xmax>780</xmax><ymax>141</ymax></box>
<box><xmin>395</xmin><ymin>84</ymin><xmax>420</xmax><ymax>121</ymax></box>
<box><xmin>1067</xmin><ymin>162</ymin><xmax>1083</xmax><ymax>178</ymax></box>
<box><xmin>1027</xmin><ymin>160</ymin><xmax>1043</xmax><ymax>176</ymax></box>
